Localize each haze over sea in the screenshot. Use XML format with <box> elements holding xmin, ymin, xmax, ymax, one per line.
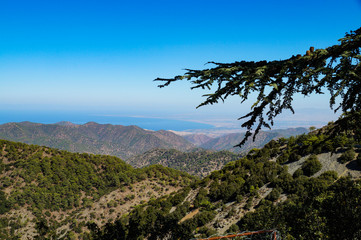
<box><xmin>0</xmin><ymin>108</ymin><xmax>334</xmax><ymax>133</ymax></box>
<box><xmin>0</xmin><ymin>110</ymin><xmax>214</xmax><ymax>131</ymax></box>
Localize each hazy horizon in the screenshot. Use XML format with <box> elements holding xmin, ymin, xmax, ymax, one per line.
<box><xmin>0</xmin><ymin>107</ymin><xmax>338</xmax><ymax>133</ymax></box>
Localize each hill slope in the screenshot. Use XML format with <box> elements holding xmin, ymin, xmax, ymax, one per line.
<box><xmin>183</xmin><ymin>134</ymin><xmax>214</xmax><ymax>146</ymax></box>
<box><xmin>199</xmin><ymin>127</ymin><xmax>308</xmax><ymax>153</ymax></box>
<box><xmin>0</xmin><ymin>139</ymin><xmax>195</xmax><ymax>239</ymax></box>
<box><xmin>0</xmin><ymin>122</ymin><xmax>195</xmax><ymax>159</ymax></box>
<box><xmin>92</xmin><ymin>115</ymin><xmax>361</xmax><ymax>240</ymax></box>
<box><xmin>128</xmin><ymin>149</ymin><xmax>240</xmax><ymax>177</ymax></box>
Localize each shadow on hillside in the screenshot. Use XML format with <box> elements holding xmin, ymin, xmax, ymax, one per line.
<box><xmin>346</xmin><ymin>160</ymin><xmax>361</xmax><ymax>171</ymax></box>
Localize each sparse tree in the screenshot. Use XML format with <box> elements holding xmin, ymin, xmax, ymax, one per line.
<box><xmin>357</xmin><ymin>154</ymin><xmax>361</xmax><ymax>167</ymax></box>
<box><xmin>157</xmin><ymin>27</ymin><xmax>361</xmax><ymax>147</ymax></box>
<box><xmin>302</xmin><ymin>155</ymin><xmax>322</xmax><ymax>176</ymax></box>
<box><xmin>338</xmin><ymin>149</ymin><xmax>356</xmax><ymax>164</ymax></box>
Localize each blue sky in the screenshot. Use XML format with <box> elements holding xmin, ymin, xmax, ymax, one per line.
<box><xmin>1</xmin><ymin>0</ymin><xmax>361</xmax><ymax>129</ymax></box>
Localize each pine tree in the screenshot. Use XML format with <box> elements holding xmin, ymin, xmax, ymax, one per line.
<box><xmin>156</xmin><ymin>27</ymin><xmax>361</xmax><ymax>147</ymax></box>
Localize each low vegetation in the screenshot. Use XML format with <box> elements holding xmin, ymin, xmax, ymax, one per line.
<box><xmin>0</xmin><ymin>140</ymin><xmax>195</xmax><ymax>239</ymax></box>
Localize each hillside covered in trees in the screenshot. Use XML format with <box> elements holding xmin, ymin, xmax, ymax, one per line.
<box><xmin>91</xmin><ymin>113</ymin><xmax>361</xmax><ymax>240</ymax></box>
<box><xmin>128</xmin><ymin>149</ymin><xmax>240</xmax><ymax>177</ymax></box>
<box><xmin>0</xmin><ymin>140</ymin><xmax>195</xmax><ymax>239</ymax></box>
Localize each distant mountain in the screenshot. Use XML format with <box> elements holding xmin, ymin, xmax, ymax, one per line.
<box><xmin>55</xmin><ymin>121</ymin><xmax>78</xmax><ymax>126</ymax></box>
<box><xmin>128</xmin><ymin>148</ymin><xmax>240</xmax><ymax>177</ymax></box>
<box><xmin>183</xmin><ymin>133</ymin><xmax>214</xmax><ymax>146</ymax></box>
<box><xmin>200</xmin><ymin>127</ymin><xmax>308</xmax><ymax>153</ymax></box>
<box><xmin>0</xmin><ymin>122</ymin><xmax>195</xmax><ymax>159</ymax></box>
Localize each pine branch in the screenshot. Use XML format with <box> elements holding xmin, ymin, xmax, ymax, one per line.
<box><xmin>155</xmin><ymin>27</ymin><xmax>361</xmax><ymax>147</ymax></box>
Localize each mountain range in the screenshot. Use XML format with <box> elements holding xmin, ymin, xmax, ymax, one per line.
<box><xmin>184</xmin><ymin>127</ymin><xmax>308</xmax><ymax>153</ymax></box>
<box><xmin>0</xmin><ymin>121</ymin><xmax>308</xmax><ymax>162</ymax></box>
<box><xmin>0</xmin><ymin>121</ymin><xmax>195</xmax><ymax>159</ymax></box>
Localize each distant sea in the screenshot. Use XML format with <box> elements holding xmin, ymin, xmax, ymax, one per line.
<box><xmin>0</xmin><ymin>110</ymin><xmax>213</xmax><ymax>131</ymax></box>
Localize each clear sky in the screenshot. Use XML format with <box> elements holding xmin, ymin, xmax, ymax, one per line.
<box><xmin>1</xmin><ymin>0</ymin><xmax>361</xmax><ymax>129</ymax></box>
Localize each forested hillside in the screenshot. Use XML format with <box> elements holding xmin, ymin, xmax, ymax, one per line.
<box><xmin>0</xmin><ymin>122</ymin><xmax>195</xmax><ymax>159</ymax></box>
<box><xmin>92</xmin><ymin>114</ymin><xmax>361</xmax><ymax>240</ymax></box>
<box><xmin>0</xmin><ymin>140</ymin><xmax>195</xmax><ymax>239</ymax></box>
<box><xmin>128</xmin><ymin>149</ymin><xmax>240</xmax><ymax>177</ymax></box>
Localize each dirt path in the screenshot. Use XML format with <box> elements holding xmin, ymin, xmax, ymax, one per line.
<box><xmin>179</xmin><ymin>209</ymin><xmax>199</xmax><ymax>223</ymax></box>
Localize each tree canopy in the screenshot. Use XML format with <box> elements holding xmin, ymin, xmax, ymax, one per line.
<box><xmin>156</xmin><ymin>27</ymin><xmax>361</xmax><ymax>147</ymax></box>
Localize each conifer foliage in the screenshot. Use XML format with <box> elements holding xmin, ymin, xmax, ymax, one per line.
<box><xmin>156</xmin><ymin>27</ymin><xmax>361</xmax><ymax>146</ymax></box>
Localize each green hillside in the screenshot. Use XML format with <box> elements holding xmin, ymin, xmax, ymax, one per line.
<box><xmin>92</xmin><ymin>113</ymin><xmax>361</xmax><ymax>240</ymax></box>
<box><xmin>128</xmin><ymin>149</ymin><xmax>240</xmax><ymax>178</ymax></box>
<box><xmin>0</xmin><ymin>122</ymin><xmax>195</xmax><ymax>160</ymax></box>
<box><xmin>0</xmin><ymin>140</ymin><xmax>195</xmax><ymax>239</ymax></box>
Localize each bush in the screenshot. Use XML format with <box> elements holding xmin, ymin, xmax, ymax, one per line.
<box><xmin>357</xmin><ymin>154</ymin><xmax>361</xmax><ymax>167</ymax></box>
<box><xmin>276</xmin><ymin>153</ymin><xmax>289</xmax><ymax>164</ymax></box>
<box><xmin>322</xmin><ymin>140</ymin><xmax>334</xmax><ymax>152</ymax></box>
<box><xmin>293</xmin><ymin>168</ymin><xmax>304</xmax><ymax>178</ymax></box>
<box><xmin>245</xmin><ymin>196</ymin><xmax>253</xmax><ymax>210</ymax></box>
<box><xmin>338</xmin><ymin>149</ymin><xmax>356</xmax><ymax>164</ymax></box>
<box><xmin>302</xmin><ymin>155</ymin><xmax>322</xmax><ymax>176</ymax></box>
<box><xmin>289</xmin><ymin>152</ymin><xmax>301</xmax><ymax>163</ymax></box>
<box><xmin>267</xmin><ymin>188</ymin><xmax>281</xmax><ymax>202</ymax></box>
<box><xmin>236</xmin><ymin>195</ymin><xmax>243</xmax><ymax>203</ymax></box>
<box><xmin>319</xmin><ymin>171</ymin><xmax>338</xmax><ymax>182</ymax></box>
<box><xmin>227</xmin><ymin>224</ymin><xmax>240</xmax><ymax>233</ymax></box>
<box><xmin>197</xmin><ymin>226</ymin><xmax>217</xmax><ymax>238</ymax></box>
<box><xmin>0</xmin><ymin>191</ymin><xmax>10</xmax><ymax>214</ymax></box>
